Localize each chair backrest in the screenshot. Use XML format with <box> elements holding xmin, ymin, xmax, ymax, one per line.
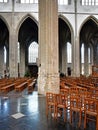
<box><xmin>70</xmin><ymin>95</ymin><xmax>82</xmax><ymax>109</ymax></box>
<box><xmin>84</xmin><ymin>98</ymin><xmax>98</xmax><ymax>113</ymax></box>
<box><xmin>56</xmin><ymin>94</ymin><xmax>68</xmax><ymax>105</ymax></box>
<box><xmin>46</xmin><ymin>92</ymin><xmax>57</xmax><ymax>104</ymax></box>
<box><xmin>69</xmin><ymin>87</ymin><xmax>79</xmax><ymax>96</ymax></box>
<box><xmin>60</xmin><ymin>89</ymin><xmax>69</xmax><ymax>95</ymax></box>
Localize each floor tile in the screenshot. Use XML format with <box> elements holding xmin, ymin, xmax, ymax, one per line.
<box><xmin>11</xmin><ymin>113</ymin><xmax>25</xmax><ymax>119</ymax></box>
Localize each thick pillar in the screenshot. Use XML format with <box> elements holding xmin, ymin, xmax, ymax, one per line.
<box><xmin>9</xmin><ymin>30</ymin><xmax>18</xmax><ymax>77</ymax></box>
<box><xmin>38</xmin><ymin>0</ymin><xmax>59</xmax><ymax>95</ymax></box>
<box><xmin>20</xmin><ymin>43</ymin><xmax>25</xmax><ymax>77</ymax></box>
<box><xmin>72</xmin><ymin>0</ymin><xmax>80</xmax><ymax>77</ymax></box>
<box><xmin>72</xmin><ymin>36</ymin><xmax>80</xmax><ymax>77</ymax></box>
<box><xmin>62</xmin><ymin>43</ymin><xmax>67</xmax><ymax>74</ymax></box>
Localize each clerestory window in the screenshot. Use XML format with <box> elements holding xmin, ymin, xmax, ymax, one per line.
<box><xmin>58</xmin><ymin>0</ymin><xmax>69</xmax><ymax>5</ymax></box>
<box><xmin>20</xmin><ymin>0</ymin><xmax>38</xmax><ymax>3</ymax></box>
<box><xmin>0</xmin><ymin>0</ymin><xmax>8</xmax><ymax>3</ymax></box>
<box><xmin>81</xmin><ymin>0</ymin><xmax>98</xmax><ymax>5</ymax></box>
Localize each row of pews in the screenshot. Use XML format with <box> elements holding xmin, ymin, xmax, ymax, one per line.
<box><xmin>60</xmin><ymin>76</ymin><xmax>98</xmax><ymax>95</ymax></box>
<box><xmin>0</xmin><ymin>77</ymin><xmax>36</xmax><ymax>94</ymax></box>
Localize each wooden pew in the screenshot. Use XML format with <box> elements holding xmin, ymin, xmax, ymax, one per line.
<box><xmin>0</xmin><ymin>83</ymin><xmax>15</xmax><ymax>93</ymax></box>
<box><xmin>28</xmin><ymin>79</ymin><xmax>36</xmax><ymax>93</ymax></box>
<box><xmin>15</xmin><ymin>81</ymin><xmax>28</xmax><ymax>92</ymax></box>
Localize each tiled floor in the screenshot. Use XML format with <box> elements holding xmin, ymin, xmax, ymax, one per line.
<box><xmin>0</xmin><ymin>87</ymin><xmax>96</xmax><ymax>130</ymax></box>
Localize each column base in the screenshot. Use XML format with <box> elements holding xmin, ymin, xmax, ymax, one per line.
<box><xmin>38</xmin><ymin>72</ymin><xmax>60</xmax><ymax>95</ymax></box>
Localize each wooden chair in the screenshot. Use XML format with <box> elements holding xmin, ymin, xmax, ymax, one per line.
<box><xmin>46</xmin><ymin>92</ymin><xmax>57</xmax><ymax>119</ymax></box>
<box><xmin>84</xmin><ymin>98</ymin><xmax>98</xmax><ymax>130</ymax></box>
<box><xmin>70</xmin><ymin>95</ymin><xmax>83</xmax><ymax>127</ymax></box>
<box><xmin>78</xmin><ymin>87</ymin><xmax>88</xmax><ymax>103</ymax></box>
<box><xmin>69</xmin><ymin>87</ymin><xmax>79</xmax><ymax>95</ymax></box>
<box><xmin>56</xmin><ymin>93</ymin><xmax>69</xmax><ymax>122</ymax></box>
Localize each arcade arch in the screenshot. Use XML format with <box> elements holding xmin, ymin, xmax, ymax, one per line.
<box><xmin>18</xmin><ymin>16</ymin><xmax>38</xmax><ymax>77</ymax></box>
<box><xmin>59</xmin><ymin>16</ymin><xmax>73</xmax><ymax>76</ymax></box>
<box><xmin>80</xmin><ymin>16</ymin><xmax>98</xmax><ymax>76</ymax></box>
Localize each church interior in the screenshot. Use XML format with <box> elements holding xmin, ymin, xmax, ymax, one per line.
<box><xmin>0</xmin><ymin>0</ymin><xmax>98</xmax><ymax>130</ymax></box>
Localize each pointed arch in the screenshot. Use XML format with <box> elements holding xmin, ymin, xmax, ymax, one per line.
<box><xmin>16</xmin><ymin>14</ymin><xmax>38</xmax><ymax>35</ymax></box>
<box><xmin>58</xmin><ymin>14</ymin><xmax>73</xmax><ymax>74</ymax></box>
<box><xmin>58</xmin><ymin>14</ymin><xmax>74</xmax><ymax>36</ymax></box>
<box><xmin>0</xmin><ymin>15</ymin><xmax>10</xmax><ymax>32</ymax></box>
<box><xmin>79</xmin><ymin>15</ymin><xmax>98</xmax><ymax>35</ymax></box>
<box><xmin>79</xmin><ymin>16</ymin><xmax>98</xmax><ymax>75</ymax></box>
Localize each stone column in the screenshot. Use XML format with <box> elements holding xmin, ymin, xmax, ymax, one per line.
<box><xmin>96</xmin><ymin>44</ymin><xmax>98</xmax><ymax>65</ymax></box>
<box><xmin>93</xmin><ymin>44</ymin><xmax>97</xmax><ymax>65</ymax></box>
<box><xmin>25</xmin><ymin>45</ymin><xmax>28</xmax><ymax>73</ymax></box>
<box><xmin>0</xmin><ymin>45</ymin><xmax>4</xmax><ymax>77</ymax></box>
<box><xmin>19</xmin><ymin>43</ymin><xmax>25</xmax><ymax>77</ymax></box>
<box><xmin>72</xmin><ymin>0</ymin><xmax>80</xmax><ymax>77</ymax></box>
<box><xmin>62</xmin><ymin>43</ymin><xmax>67</xmax><ymax>75</ymax></box>
<box><xmin>90</xmin><ymin>46</ymin><xmax>93</xmax><ymax>65</ymax></box>
<box><xmin>84</xmin><ymin>44</ymin><xmax>89</xmax><ymax>76</ymax></box>
<box><xmin>6</xmin><ymin>47</ymin><xmax>9</xmax><ymax>72</ymax></box>
<box><xmin>9</xmin><ymin>29</ymin><xmax>18</xmax><ymax>77</ymax></box>
<box><xmin>72</xmin><ymin>36</ymin><xmax>80</xmax><ymax>77</ymax></box>
<box><xmin>59</xmin><ymin>43</ymin><xmax>62</xmax><ymax>72</ymax></box>
<box><xmin>38</xmin><ymin>0</ymin><xmax>59</xmax><ymax>95</ymax></box>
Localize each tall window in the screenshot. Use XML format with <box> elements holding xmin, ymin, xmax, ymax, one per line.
<box><xmin>17</xmin><ymin>42</ymin><xmax>20</xmax><ymax>63</ymax></box>
<box><xmin>67</xmin><ymin>42</ymin><xmax>72</xmax><ymax>63</ymax></box>
<box><xmin>20</xmin><ymin>0</ymin><xmax>38</xmax><ymax>3</ymax></box>
<box><xmin>28</xmin><ymin>41</ymin><xmax>38</xmax><ymax>63</ymax></box>
<box><xmin>0</xmin><ymin>0</ymin><xmax>8</xmax><ymax>2</ymax></box>
<box><xmin>81</xmin><ymin>0</ymin><xmax>98</xmax><ymax>5</ymax></box>
<box><xmin>81</xmin><ymin>43</ymin><xmax>84</xmax><ymax>63</ymax></box>
<box><xmin>4</xmin><ymin>46</ymin><xmax>7</xmax><ymax>64</ymax></box>
<box><xmin>58</xmin><ymin>0</ymin><xmax>69</xmax><ymax>5</ymax></box>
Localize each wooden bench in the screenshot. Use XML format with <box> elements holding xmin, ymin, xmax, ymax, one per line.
<box><xmin>1</xmin><ymin>83</ymin><xmax>15</xmax><ymax>93</ymax></box>
<box><xmin>28</xmin><ymin>80</ymin><xmax>36</xmax><ymax>93</ymax></box>
<box><xmin>15</xmin><ymin>82</ymin><xmax>28</xmax><ymax>92</ymax></box>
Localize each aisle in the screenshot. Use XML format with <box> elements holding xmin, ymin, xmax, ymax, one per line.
<box><xmin>0</xmin><ymin>90</ymin><xmax>96</xmax><ymax>130</ymax></box>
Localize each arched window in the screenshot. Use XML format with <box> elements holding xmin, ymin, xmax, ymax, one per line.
<box><xmin>81</xmin><ymin>43</ymin><xmax>84</xmax><ymax>63</ymax></box>
<box><xmin>4</xmin><ymin>46</ymin><xmax>7</xmax><ymax>64</ymax></box>
<box><xmin>67</xmin><ymin>42</ymin><xmax>72</xmax><ymax>63</ymax></box>
<box><xmin>28</xmin><ymin>41</ymin><xmax>38</xmax><ymax>63</ymax></box>
<box><xmin>81</xmin><ymin>0</ymin><xmax>98</xmax><ymax>5</ymax></box>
